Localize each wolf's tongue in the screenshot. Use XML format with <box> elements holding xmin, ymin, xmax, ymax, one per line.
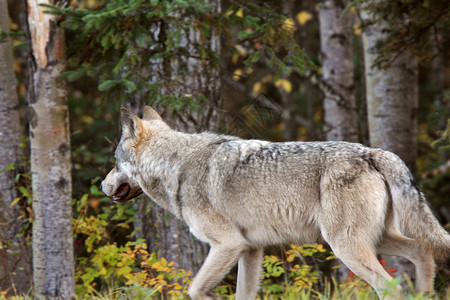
<box><xmin>114</xmin><ymin>183</ymin><xmax>130</xmax><ymax>199</ymax></box>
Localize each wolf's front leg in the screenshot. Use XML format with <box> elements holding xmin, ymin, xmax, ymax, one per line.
<box><xmin>188</xmin><ymin>242</ymin><xmax>250</xmax><ymax>300</ymax></box>
<box><xmin>236</xmin><ymin>248</ymin><xmax>264</xmax><ymax>300</ymax></box>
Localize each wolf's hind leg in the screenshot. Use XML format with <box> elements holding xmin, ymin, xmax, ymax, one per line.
<box><xmin>329</xmin><ymin>241</ymin><xmax>396</xmax><ymax>299</ymax></box>
<box><xmin>377</xmin><ymin>233</ymin><xmax>436</xmax><ymax>294</ymax></box>
<box><xmin>188</xmin><ymin>240</ymin><xmax>250</xmax><ymax>300</ymax></box>
<box><xmin>320</xmin><ymin>162</ymin><xmax>397</xmax><ymax>298</ymax></box>
<box><xmin>236</xmin><ymin>247</ymin><xmax>264</xmax><ymax>300</ymax></box>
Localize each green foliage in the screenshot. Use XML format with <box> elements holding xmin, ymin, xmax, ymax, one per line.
<box><xmin>73</xmin><ymin>178</ymin><xmax>139</xmax><ymax>294</ymax></box>
<box><xmin>260</xmin><ymin>244</ymin><xmax>335</xmax><ymax>297</ymax></box>
<box><xmin>420</xmin><ymin>117</ymin><xmax>450</xmax><ymax>212</ymax></box>
<box><xmin>0</xmin><ymin>30</ymin><xmax>25</xmax><ymax>44</ymax></box>
<box><xmin>74</xmin><ymin>221</ymin><xmax>335</xmax><ymax>299</ymax></box>
<box><xmin>224</xmin><ymin>1</ymin><xmax>318</xmax><ymax>77</ymax></box>
<box><xmin>431</xmin><ymin>118</ymin><xmax>450</xmax><ymax>153</ymax></box>
<box><xmin>42</xmin><ymin>0</ymin><xmax>220</xmax><ymax>113</ymax></box>
<box><xmin>42</xmin><ymin>0</ymin><xmax>318</xmax><ymax>116</ymax></box>
<box><xmin>2</xmin><ymin>153</ymin><xmax>33</xmax><ymax>241</ymax></box>
<box><xmin>73</xmin><ymin>178</ymin><xmax>192</xmax><ymax>298</ymax></box>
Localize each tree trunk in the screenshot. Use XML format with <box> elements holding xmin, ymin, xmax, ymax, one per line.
<box><xmin>362</xmin><ymin>19</ymin><xmax>418</xmax><ymax>173</ymax></box>
<box><xmin>134</xmin><ymin>0</ymin><xmax>221</xmax><ymax>273</ymax></box>
<box><xmin>0</xmin><ymin>0</ymin><xmax>32</xmax><ymax>294</ymax></box>
<box><xmin>26</xmin><ymin>0</ymin><xmax>75</xmax><ymax>298</ymax></box>
<box><xmin>319</xmin><ymin>0</ymin><xmax>358</xmax><ymax>142</ymax></box>
<box><xmin>362</xmin><ymin>9</ymin><xmax>418</xmax><ymax>284</ymax></box>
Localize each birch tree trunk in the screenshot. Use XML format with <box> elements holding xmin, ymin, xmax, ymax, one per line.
<box><xmin>319</xmin><ymin>0</ymin><xmax>358</xmax><ymax>142</ymax></box>
<box><xmin>0</xmin><ymin>0</ymin><xmax>31</xmax><ymax>293</ymax></box>
<box><xmin>362</xmin><ymin>18</ymin><xmax>418</xmax><ymax>173</ymax></box>
<box><xmin>134</xmin><ymin>0</ymin><xmax>221</xmax><ymax>273</ymax></box>
<box><xmin>362</xmin><ymin>9</ymin><xmax>418</xmax><ymax>283</ymax></box>
<box><xmin>26</xmin><ymin>1</ymin><xmax>75</xmax><ymax>298</ymax></box>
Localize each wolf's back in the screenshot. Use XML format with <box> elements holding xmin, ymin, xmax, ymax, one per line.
<box><xmin>369</xmin><ymin>149</ymin><xmax>450</xmax><ymax>261</ymax></box>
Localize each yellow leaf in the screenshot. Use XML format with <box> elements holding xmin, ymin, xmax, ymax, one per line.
<box><xmin>296</xmin><ymin>11</ymin><xmax>313</xmax><ymax>26</ymax></box>
<box><xmin>174</xmin><ymin>283</ymin><xmax>183</xmax><ymax>290</ymax></box>
<box><xmin>275</xmin><ymin>79</ymin><xmax>292</xmax><ymax>93</ymax></box>
<box><xmin>99</xmin><ymin>267</ymin><xmax>107</xmax><ymax>275</ymax></box>
<box><xmin>234</xmin><ymin>44</ymin><xmax>247</xmax><ymax>57</ymax></box>
<box><xmin>233</xmin><ymin>69</ymin><xmax>243</xmax><ymax>81</ymax></box>
<box><xmin>332</xmin><ymin>264</ymin><xmax>344</xmax><ymax>269</ymax></box>
<box><xmin>353</xmin><ymin>24</ymin><xmax>362</xmax><ymax>35</ymax></box>
<box><xmin>350</xmin><ymin>6</ymin><xmax>357</xmax><ymax>14</ymax></box>
<box><xmin>14</xmin><ymin>61</ymin><xmax>21</xmax><ymax>73</ymax></box>
<box><xmin>236</xmin><ymin>8</ymin><xmax>244</xmax><ymax>18</ymax></box>
<box><xmin>252</xmin><ymin>82</ymin><xmax>263</xmax><ymax>94</ymax></box>
<box><xmin>282</xmin><ymin>18</ymin><xmax>296</xmax><ymax>33</ymax></box>
<box><xmin>10</xmin><ymin>197</ymin><xmax>21</xmax><ymax>208</ymax></box>
<box><xmin>231</xmin><ymin>53</ymin><xmax>239</xmax><ymax>64</ymax></box>
<box><xmin>316</xmin><ymin>244</ymin><xmax>326</xmax><ymax>252</ymax></box>
<box><xmin>261</xmin><ymin>74</ymin><xmax>273</xmax><ymax>83</ymax></box>
<box><xmin>287</xmin><ymin>254</ymin><xmax>296</xmax><ymax>262</ymax></box>
<box><xmin>10</xmin><ymin>22</ymin><xmax>19</xmax><ymax>31</ymax></box>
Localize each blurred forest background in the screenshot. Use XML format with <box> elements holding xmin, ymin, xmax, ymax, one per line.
<box><xmin>0</xmin><ymin>0</ymin><xmax>449</xmax><ymax>299</ymax></box>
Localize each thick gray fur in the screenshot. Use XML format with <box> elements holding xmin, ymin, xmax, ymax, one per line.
<box><xmin>102</xmin><ymin>107</ymin><xmax>450</xmax><ymax>300</ymax></box>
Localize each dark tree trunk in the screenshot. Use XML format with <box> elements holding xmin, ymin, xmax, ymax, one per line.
<box><xmin>133</xmin><ymin>0</ymin><xmax>221</xmax><ymax>273</ymax></box>
<box><xmin>0</xmin><ymin>0</ymin><xmax>32</xmax><ymax>294</ymax></box>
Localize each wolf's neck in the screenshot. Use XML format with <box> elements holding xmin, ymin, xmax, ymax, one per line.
<box><xmin>137</xmin><ymin>131</ymin><xmax>189</xmax><ymax>178</ymax></box>
<box><xmin>134</xmin><ymin>131</ymin><xmax>192</xmax><ymax>217</ymax></box>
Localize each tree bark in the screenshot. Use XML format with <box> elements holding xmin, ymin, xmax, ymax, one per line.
<box><xmin>362</xmin><ymin>17</ymin><xmax>418</xmax><ymax>173</ymax></box>
<box><xmin>26</xmin><ymin>0</ymin><xmax>75</xmax><ymax>298</ymax></box>
<box><xmin>0</xmin><ymin>0</ymin><xmax>32</xmax><ymax>294</ymax></box>
<box><xmin>319</xmin><ymin>0</ymin><xmax>358</xmax><ymax>142</ymax></box>
<box><xmin>362</xmin><ymin>9</ymin><xmax>418</xmax><ymax>283</ymax></box>
<box><xmin>134</xmin><ymin>0</ymin><xmax>221</xmax><ymax>273</ymax></box>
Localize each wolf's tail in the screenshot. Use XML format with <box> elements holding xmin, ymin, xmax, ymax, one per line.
<box><xmin>369</xmin><ymin>148</ymin><xmax>450</xmax><ymax>261</ymax></box>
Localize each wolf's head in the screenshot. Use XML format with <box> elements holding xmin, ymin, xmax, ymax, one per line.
<box><xmin>101</xmin><ymin>106</ymin><xmax>163</xmax><ymax>204</ymax></box>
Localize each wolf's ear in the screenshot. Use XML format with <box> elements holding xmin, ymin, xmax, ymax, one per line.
<box><xmin>120</xmin><ymin>107</ymin><xmax>141</xmax><ymax>140</ymax></box>
<box><xmin>142</xmin><ymin>106</ymin><xmax>163</xmax><ymax>122</ymax></box>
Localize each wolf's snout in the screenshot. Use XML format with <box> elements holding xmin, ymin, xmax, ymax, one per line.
<box><xmin>100</xmin><ymin>181</ymin><xmax>111</xmax><ymax>196</ymax></box>
<box><xmin>100</xmin><ymin>178</ymin><xmax>114</xmax><ymax>197</ymax></box>
<box><xmin>100</xmin><ymin>179</ymin><xmax>108</xmax><ymax>195</ymax></box>
<box><xmin>101</xmin><ymin>168</ymin><xmax>143</xmax><ymax>203</ymax></box>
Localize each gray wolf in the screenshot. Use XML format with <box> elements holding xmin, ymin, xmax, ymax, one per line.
<box><xmin>101</xmin><ymin>106</ymin><xmax>450</xmax><ymax>299</ymax></box>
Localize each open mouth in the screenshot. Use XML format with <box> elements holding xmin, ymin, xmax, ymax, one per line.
<box><xmin>112</xmin><ymin>183</ymin><xmax>130</xmax><ymax>203</ymax></box>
